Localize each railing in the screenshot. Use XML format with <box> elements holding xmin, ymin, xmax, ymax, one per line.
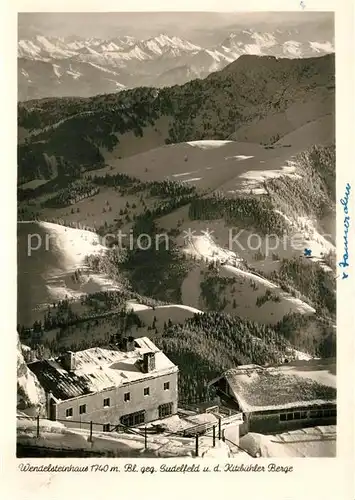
<box><xmin>222</xmin><ymin>435</ymin><xmax>255</xmax><ymax>458</ymax></box>
<box><xmin>17</xmin><ymin>415</ymin><xmax>145</xmax><ymax>443</ymax></box>
<box><xmin>17</xmin><ymin>413</ymin><xmax>252</xmax><ymax>458</ymax></box>
<box><xmin>220</xmin><ymin>413</ymin><xmax>244</xmax><ymax>426</ymax></box>
<box><xmin>180</xmin><ymin>421</ymin><xmax>217</xmax><ymax>437</ymax></box>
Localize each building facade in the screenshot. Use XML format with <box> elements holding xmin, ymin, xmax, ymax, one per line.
<box><xmin>208</xmin><ymin>359</ymin><xmax>336</xmax><ymax>435</ymax></box>
<box><xmin>29</xmin><ymin>337</ymin><xmax>178</xmax><ymax>431</ymax></box>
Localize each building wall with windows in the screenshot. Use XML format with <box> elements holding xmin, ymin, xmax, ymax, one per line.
<box><xmin>208</xmin><ymin>361</ymin><xmax>337</xmax><ymax>436</ymax></box>
<box><xmin>243</xmin><ymin>404</ymin><xmax>337</xmax><ymax>435</ymax></box>
<box><xmin>55</xmin><ymin>370</ymin><xmax>178</xmax><ymax>430</ymax></box>
<box><xmin>29</xmin><ymin>337</ymin><xmax>179</xmax><ymax>431</ymax></box>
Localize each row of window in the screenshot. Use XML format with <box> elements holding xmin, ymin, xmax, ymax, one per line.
<box><xmin>121</xmin><ymin>410</ymin><xmax>146</xmax><ymax>427</ymax></box>
<box><xmin>65</xmin><ymin>382</ymin><xmax>171</xmax><ymax>418</ymax></box>
<box><xmin>101</xmin><ymin>403</ymin><xmax>174</xmax><ymax>432</ymax></box>
<box><xmin>159</xmin><ymin>402</ymin><xmax>173</xmax><ymax>419</ymax></box>
<box><xmin>279</xmin><ymin>408</ymin><xmax>336</xmax><ymax>422</ymax></box>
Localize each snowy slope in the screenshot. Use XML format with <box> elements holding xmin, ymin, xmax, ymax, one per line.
<box><xmin>17</xmin><ymin>221</ymin><xmax>120</xmax><ymax>326</ymax></box>
<box><xmin>17</xmin><ymin>334</ymin><xmax>46</xmax><ymax>416</ymax></box>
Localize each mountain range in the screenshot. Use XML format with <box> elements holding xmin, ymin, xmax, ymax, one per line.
<box><xmin>18</xmin><ymin>28</ymin><xmax>334</xmax><ymax>101</ymax></box>
<box><xmin>18</xmin><ymin>52</ymin><xmax>336</xmax><ymax>410</ymax></box>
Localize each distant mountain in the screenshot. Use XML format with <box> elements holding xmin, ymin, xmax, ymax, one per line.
<box><xmin>18</xmin><ymin>53</ymin><xmax>335</xmax><ymax>184</ymax></box>
<box><xmin>18</xmin><ymin>28</ymin><xmax>334</xmax><ymax>101</ymax></box>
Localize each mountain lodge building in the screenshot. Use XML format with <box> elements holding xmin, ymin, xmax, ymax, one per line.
<box><xmin>28</xmin><ymin>337</ymin><xmax>178</xmax><ymax>430</ymax></box>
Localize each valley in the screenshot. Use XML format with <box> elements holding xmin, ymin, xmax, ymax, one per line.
<box><xmin>17</xmin><ymin>52</ymin><xmax>336</xmax><ymax>407</ymax></box>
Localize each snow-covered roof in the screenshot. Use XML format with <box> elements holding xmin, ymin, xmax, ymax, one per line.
<box><xmin>28</xmin><ymin>337</ymin><xmax>177</xmax><ymax>402</ymax></box>
<box><xmin>210</xmin><ymin>358</ymin><xmax>336</xmax><ymax>413</ymax></box>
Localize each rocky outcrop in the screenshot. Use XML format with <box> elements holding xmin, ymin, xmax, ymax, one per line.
<box><xmin>17</xmin><ymin>334</ymin><xmax>46</xmax><ymax>416</ymax></box>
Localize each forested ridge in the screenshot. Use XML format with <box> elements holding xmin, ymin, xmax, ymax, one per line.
<box><xmin>18</xmin><ymin>54</ymin><xmax>334</xmax><ymax>184</ymax></box>
<box><xmin>267</xmin><ymin>145</ymin><xmax>336</xmax><ymax>221</ymax></box>
<box><xmin>19</xmin><ymin>306</ymin><xmax>295</xmax><ymax>403</ymax></box>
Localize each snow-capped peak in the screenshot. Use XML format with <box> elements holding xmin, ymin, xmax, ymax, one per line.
<box><xmin>168</xmin><ymin>35</ymin><xmax>201</xmax><ymax>51</ymax></box>
<box><xmin>145</xmin><ymin>38</ymin><xmax>163</xmax><ymax>55</ymax></box>
<box><xmin>154</xmin><ymin>34</ymin><xmax>174</xmax><ymax>47</ymax></box>
<box><xmin>128</xmin><ymin>44</ymin><xmax>149</xmax><ymax>60</ymax></box>
<box><xmin>151</xmin><ymin>34</ymin><xmax>201</xmax><ymax>52</ymax></box>
<box><xmin>100</xmin><ymin>42</ymin><xmax>121</xmax><ymax>52</ymax></box>
<box><xmin>119</xmin><ymin>35</ymin><xmax>137</xmax><ymax>46</ymax></box>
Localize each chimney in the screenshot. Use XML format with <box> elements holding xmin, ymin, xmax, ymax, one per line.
<box><xmin>62</xmin><ymin>351</ymin><xmax>77</xmax><ymax>372</ymax></box>
<box><xmin>142</xmin><ymin>352</ymin><xmax>156</xmax><ymax>373</ymax></box>
<box><xmin>46</xmin><ymin>391</ymin><xmax>57</xmax><ymax>421</ymax></box>
<box><xmin>121</xmin><ymin>336</ymin><xmax>135</xmax><ymax>352</ymax></box>
<box><xmin>110</xmin><ymin>333</ymin><xmax>120</xmax><ymax>345</ymax></box>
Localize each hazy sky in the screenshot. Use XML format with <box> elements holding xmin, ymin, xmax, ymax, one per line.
<box><xmin>18</xmin><ymin>12</ymin><xmax>333</xmax><ymax>45</ymax></box>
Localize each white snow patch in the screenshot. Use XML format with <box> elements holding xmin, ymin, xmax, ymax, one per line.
<box><xmin>126</xmin><ymin>301</ymin><xmax>152</xmax><ymax>312</ymax></box>
<box><xmin>169</xmin><ymin>36</ymin><xmax>201</xmax><ymax>51</ymax></box>
<box><xmin>199</xmin><ymin>437</ymin><xmax>231</xmax><ymax>458</ymax></box>
<box><xmin>18</xmin><ymin>40</ymin><xmax>42</xmax><ymax>57</ymax></box>
<box><xmin>67</xmin><ymin>41</ymin><xmax>85</xmax><ymax>50</ymax></box>
<box><xmin>282</xmin><ymin>296</ymin><xmax>316</xmax><ymax>314</ymax></box>
<box><xmin>128</xmin><ymin>45</ymin><xmax>148</xmax><ymax>60</ymax></box>
<box><xmin>154</xmin><ymin>34</ymin><xmax>173</xmax><ymax>47</ymax></box>
<box><xmin>205</xmin><ymin>49</ymin><xmax>221</xmax><ymax>62</ymax></box>
<box><xmin>236</xmin><ymin>162</ymin><xmax>301</xmax><ymax>194</ymax></box>
<box><xmin>283</xmin><ymin>41</ymin><xmax>302</xmax><ymax>57</ymax></box>
<box><xmin>26</xmin><ymin>221</ymin><xmax>121</xmax><ymax>302</ymax></box>
<box><xmin>244</xmin><ymin>44</ymin><xmax>263</xmax><ymax>55</ymax></box>
<box><xmin>225</xmin><ymin>155</ymin><xmax>254</xmax><ymax>161</ymax></box>
<box><xmin>153</xmin><ymin>34</ymin><xmax>200</xmax><ymax>52</ymax></box>
<box><xmin>184</xmin><ymin>231</ymin><xmax>242</xmax><ymax>266</ymax></box>
<box><xmin>36</xmin><ymin>35</ymin><xmax>74</xmax><ymax>58</ymax></box>
<box><xmin>146</xmin><ymin>39</ymin><xmax>163</xmax><ymax>55</ymax></box>
<box><xmin>240</xmin><ymin>426</ymin><xmax>336</xmax><ymax>457</ymax></box>
<box><xmin>39</xmin><ymin>221</ymin><xmax>106</xmax><ymax>268</ymax></box>
<box><xmin>67</xmin><ymin>69</ymin><xmax>82</xmax><ymax>79</ymax></box>
<box><xmin>223</xmin><ymin>265</ymin><xmax>278</xmax><ymax>289</ymax></box>
<box><xmin>251</xmin><ymin>32</ymin><xmax>277</xmax><ymax>48</ymax></box>
<box><xmin>296</xmin><ymin>217</ymin><xmax>335</xmax><ymax>259</ymax></box>
<box><xmin>105</xmin><ymin>79</ymin><xmax>126</xmax><ymax>89</ymax></box>
<box><xmin>52</xmin><ymin>64</ymin><xmax>62</xmax><ymax>78</ymax></box>
<box><xmin>205</xmin><ymin>49</ymin><xmax>231</xmax><ymax>63</ymax></box>
<box><xmin>100</xmin><ymin>42</ymin><xmax>121</xmax><ymax>52</ymax></box>
<box><xmin>240</xmin><ymin>164</ymin><xmax>299</xmax><ymax>183</ymax></box>
<box><xmin>274</xmin><ymin>210</ymin><xmax>294</xmax><ymax>227</ymax></box>
<box><xmin>157</xmin><ymin>304</ymin><xmax>203</xmax><ymax>314</ymax></box>
<box><xmin>172</xmin><ymin>171</ymin><xmax>195</xmax><ymax>178</ymax></box>
<box><xmin>17</xmin><ymin>373</ymin><xmax>41</xmax><ymax>406</ymax></box>
<box><xmin>290</xmin><ymin>348</ymin><xmax>314</xmax><ymax>361</ymax></box>
<box><xmin>186</xmin><ymin>140</ymin><xmax>234</xmax><ymax>149</ymax></box>
<box><xmin>88</xmin><ymin>62</ymin><xmax>120</xmax><ymax>75</ymax></box>
<box><xmin>126</xmin><ymin>302</ymin><xmax>202</xmax><ymax>315</ymax></box>
<box><xmin>181</xmin><ymin>177</ymin><xmax>202</xmax><ymax>183</ymax></box>
<box><xmin>223</xmin><ymin>265</ymin><xmax>316</xmax><ymax>314</ymax></box>
<box><xmin>86</xmin><ymin>46</ymin><xmax>100</xmax><ymax>55</ymax></box>
<box><xmin>310</xmin><ymin>41</ymin><xmax>334</xmax><ymax>53</ymax></box>
<box><xmin>17</xmin><ymin>337</ymin><xmax>45</xmax><ymax>410</ymax></box>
